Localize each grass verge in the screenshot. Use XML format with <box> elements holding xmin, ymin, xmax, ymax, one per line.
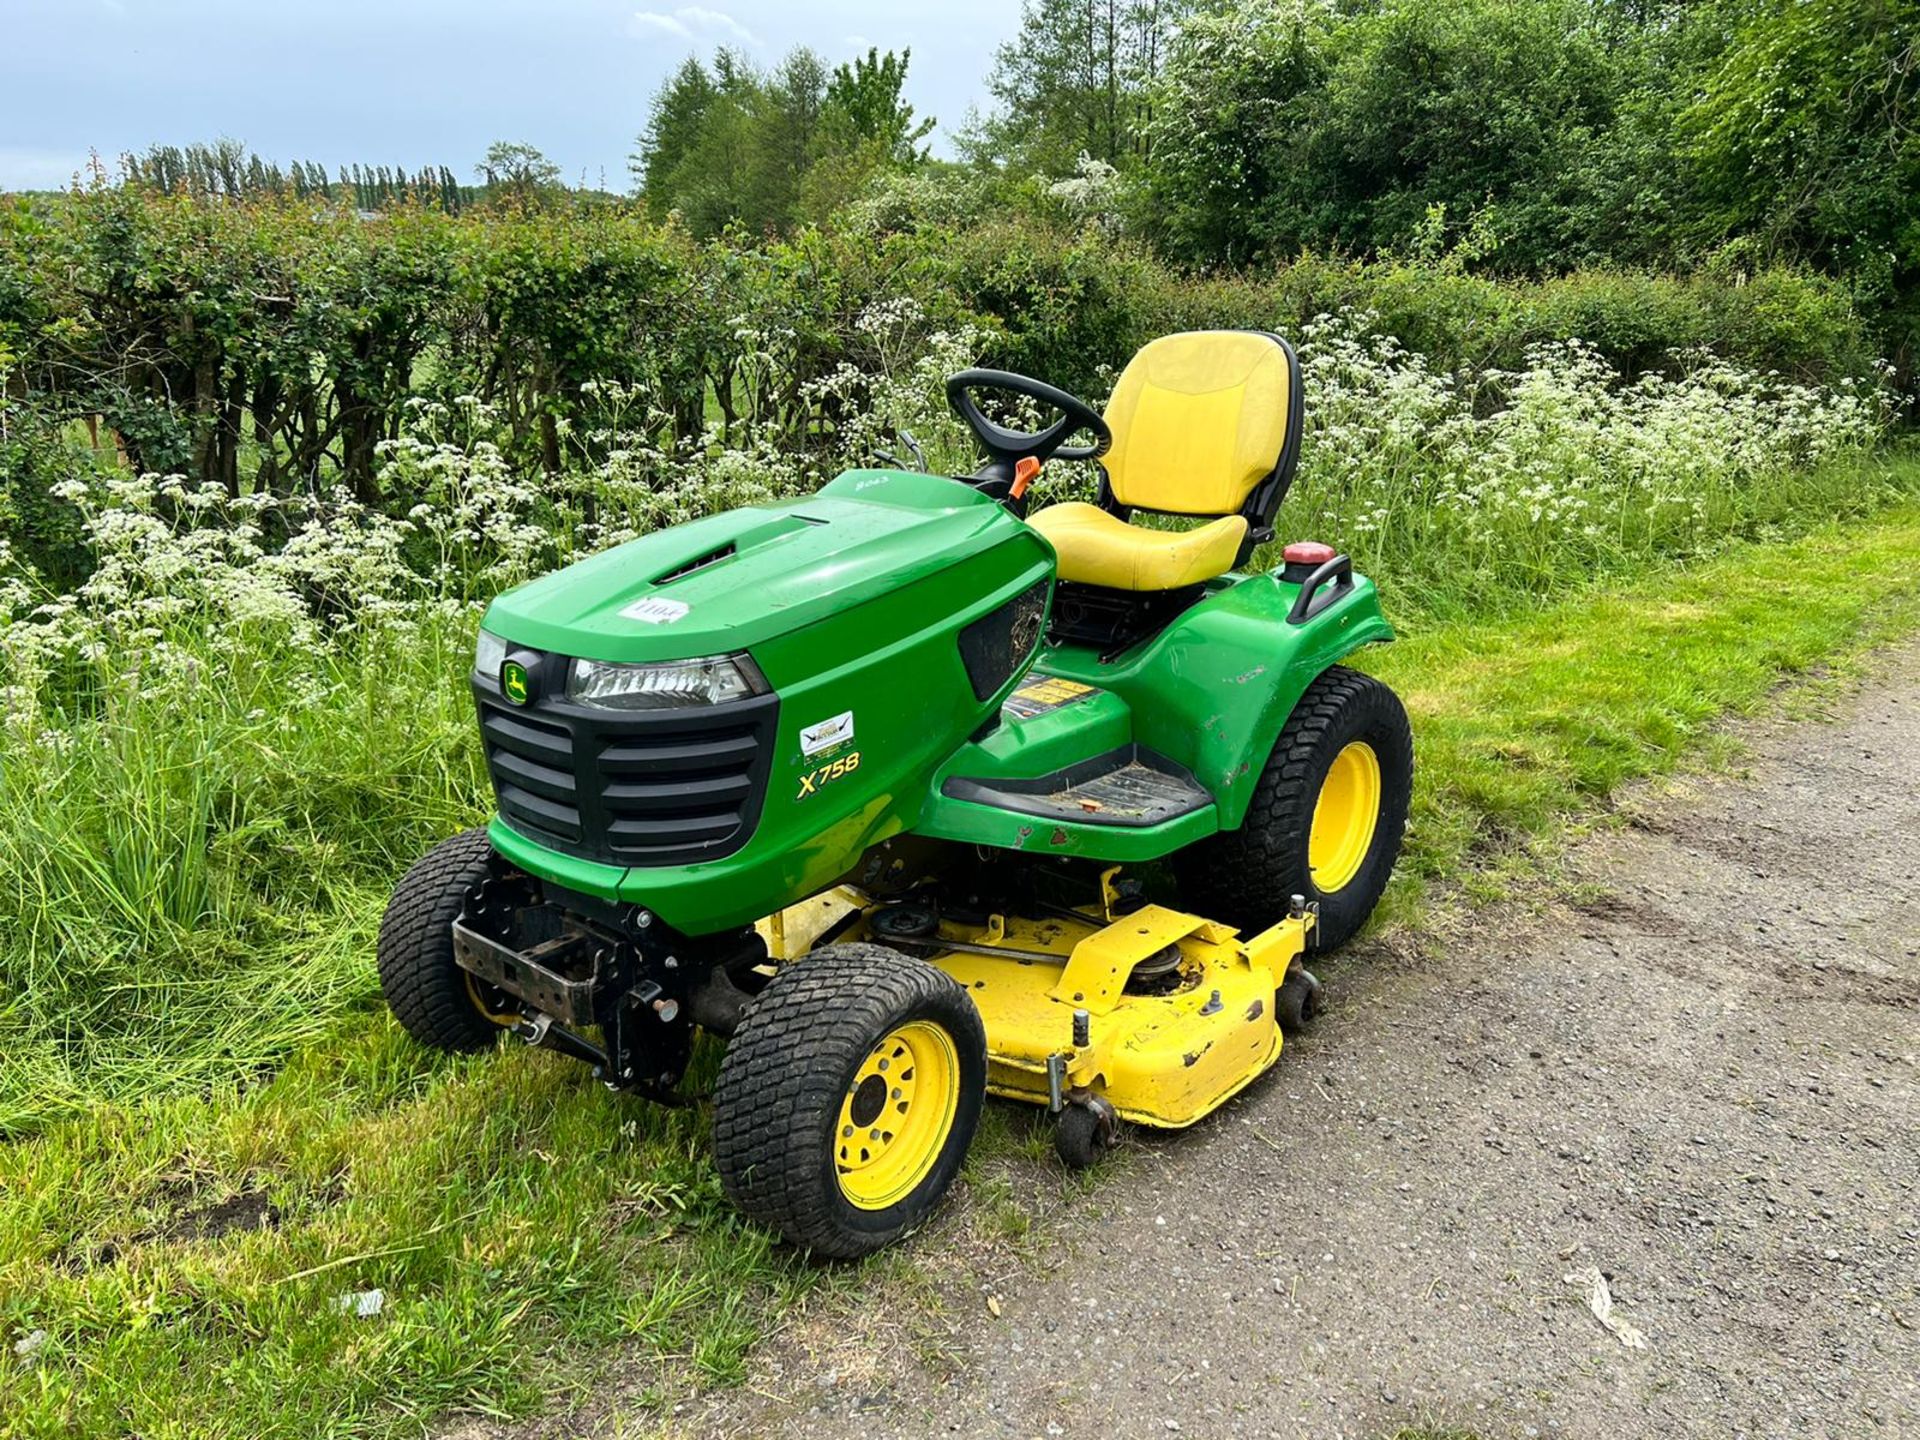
<box><xmin>3</xmin><ymin>496</ymin><xmax>1920</xmax><ymax>1438</ymax></box>
<box><xmin>1364</xmin><ymin>492</ymin><xmax>1920</xmax><ymax>927</ymax></box>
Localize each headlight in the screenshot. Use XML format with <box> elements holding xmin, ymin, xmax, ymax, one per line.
<box><xmin>474</xmin><ymin>628</ymin><xmax>507</xmax><ymax>677</ymax></box>
<box><xmin>567</xmin><ymin>654</ymin><xmax>768</xmax><ymax>710</ymax></box>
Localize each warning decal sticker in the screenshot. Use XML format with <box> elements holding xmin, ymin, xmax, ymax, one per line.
<box><xmin>1003</xmin><ymin>675</ymin><xmax>1099</xmax><ymax>719</ymax></box>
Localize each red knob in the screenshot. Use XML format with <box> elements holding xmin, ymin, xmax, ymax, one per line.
<box><xmin>1282</xmin><ymin>541</ymin><xmax>1336</xmax><ymax>565</ymax></box>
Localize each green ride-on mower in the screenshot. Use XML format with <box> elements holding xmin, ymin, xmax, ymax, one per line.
<box><xmin>378</xmin><ymin>330</ymin><xmax>1412</xmax><ymax>1258</ymax></box>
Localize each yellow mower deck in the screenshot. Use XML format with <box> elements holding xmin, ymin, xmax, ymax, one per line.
<box><xmin>758</xmin><ymin>886</ymin><xmax>1312</xmax><ymax>1129</ymax></box>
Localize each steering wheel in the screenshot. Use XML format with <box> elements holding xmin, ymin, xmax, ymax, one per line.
<box><xmin>945</xmin><ymin>369</ymin><xmax>1112</xmax><ymax>474</ymax></box>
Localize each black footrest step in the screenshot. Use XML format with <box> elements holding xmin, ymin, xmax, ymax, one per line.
<box><xmin>941</xmin><ymin>745</ymin><xmax>1211</xmax><ymax>827</ymax></box>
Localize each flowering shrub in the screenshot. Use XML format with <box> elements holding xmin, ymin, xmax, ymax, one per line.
<box><xmin>1278</xmin><ymin>312</ymin><xmax>1902</xmax><ymax>610</ymax></box>
<box><xmin>0</xmin><ymin>306</ymin><xmax>1904</xmax><ymax>1130</ymax></box>
<box><xmin>1</xmin><ymin>306</ymin><xmax>1900</xmax><ymax>736</ymax></box>
<box><xmin>1047</xmin><ymin>155</ymin><xmax>1129</xmax><ymax>238</ymax></box>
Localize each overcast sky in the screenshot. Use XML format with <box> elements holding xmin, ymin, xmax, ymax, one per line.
<box><xmin>0</xmin><ymin>0</ymin><xmax>1025</xmax><ymax>191</ymax></box>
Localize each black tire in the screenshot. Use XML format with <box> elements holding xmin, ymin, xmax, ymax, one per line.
<box><xmin>1175</xmin><ymin>665</ymin><xmax>1412</xmax><ymax>952</ymax></box>
<box><xmin>376</xmin><ymin>828</ymin><xmax>507</xmax><ymax>1053</ymax></box>
<box><xmin>1277</xmin><ymin>966</ymin><xmax>1323</xmax><ymax>1038</ymax></box>
<box><xmin>712</xmin><ymin>943</ymin><xmax>987</xmax><ymax>1260</ymax></box>
<box><xmin>1053</xmin><ymin>1101</ymin><xmax>1118</xmax><ymax>1170</ymax></box>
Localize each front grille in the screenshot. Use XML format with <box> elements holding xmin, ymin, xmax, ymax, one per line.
<box><xmin>475</xmin><ymin>660</ymin><xmax>779</xmax><ymax>868</ymax></box>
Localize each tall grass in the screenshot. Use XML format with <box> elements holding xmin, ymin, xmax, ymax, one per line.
<box><xmin>0</xmin><ymin>307</ymin><xmax>1907</xmax><ymax>1131</ymax></box>
<box><xmin>0</xmin><ymin>620</ymin><xmax>484</xmax><ymax>1129</ymax></box>
<box><xmin>1270</xmin><ymin>318</ymin><xmax>1906</xmax><ymax>619</ymax></box>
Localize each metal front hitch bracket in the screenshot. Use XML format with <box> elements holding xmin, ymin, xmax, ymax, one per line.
<box><xmin>452</xmin><ymin>919</ymin><xmax>600</xmax><ymax>1026</ymax></box>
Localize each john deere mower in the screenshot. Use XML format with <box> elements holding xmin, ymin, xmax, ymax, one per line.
<box><xmin>378</xmin><ymin>330</ymin><xmax>1412</xmax><ymax>1258</ymax></box>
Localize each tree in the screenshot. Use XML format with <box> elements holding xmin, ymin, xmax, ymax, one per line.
<box><xmin>632</xmin><ymin>49</ymin><xmax>765</xmax><ymax>232</ymax></box>
<box><xmin>1143</xmin><ymin>0</ymin><xmax>1688</xmax><ymax>270</ymax></box>
<box><xmin>745</xmin><ymin>48</ymin><xmax>832</xmax><ymax>228</ymax></box>
<box><xmin>632</xmin><ymin>46</ymin><xmax>936</xmax><ymax>236</ymax></box>
<box><xmin>1141</xmin><ymin>0</ymin><xmax>1333</xmax><ymax>261</ymax></box>
<box><xmin>969</xmin><ymin>0</ymin><xmax>1187</xmax><ymax>174</ymax></box>
<box><xmin>794</xmin><ymin>48</ymin><xmax>939</xmax><ymax>221</ymax></box>
<box><xmin>1681</xmin><ymin>0</ymin><xmax>1920</xmax><ymax>365</ymax></box>
<box><xmin>477</xmin><ymin>141</ymin><xmax>562</xmax><ymax>205</ymax></box>
<box><xmin>632</xmin><ymin>54</ymin><xmax>720</xmax><ymax>200</ymax></box>
<box><xmin>1307</xmin><ymin>0</ymin><xmax>1632</xmax><ymax>264</ymax></box>
<box><xmin>823</xmin><ymin>48</ymin><xmax>935</xmax><ymax>163</ymax></box>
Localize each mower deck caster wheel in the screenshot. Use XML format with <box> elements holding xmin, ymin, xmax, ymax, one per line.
<box><xmin>1277</xmin><ymin>967</ymin><xmax>1323</xmax><ymax>1038</ymax></box>
<box><xmin>1054</xmin><ymin>1097</ymin><xmax>1119</xmax><ymax>1170</ymax></box>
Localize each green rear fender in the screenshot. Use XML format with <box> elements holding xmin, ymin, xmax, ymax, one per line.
<box><xmin>1126</xmin><ymin>571</ymin><xmax>1395</xmax><ymax>830</ymax></box>
<box><xmin>920</xmin><ymin>569</ymin><xmax>1394</xmax><ymax>847</ymax></box>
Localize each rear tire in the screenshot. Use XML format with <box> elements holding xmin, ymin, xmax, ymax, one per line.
<box><xmin>1175</xmin><ymin>665</ymin><xmax>1412</xmax><ymax>952</ymax></box>
<box><xmin>377</xmin><ymin>828</ymin><xmax>509</xmax><ymax>1053</ymax></box>
<box><xmin>713</xmin><ymin>943</ymin><xmax>986</xmax><ymax>1260</ymax></box>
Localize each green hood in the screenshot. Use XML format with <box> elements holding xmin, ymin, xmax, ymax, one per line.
<box><xmin>482</xmin><ymin>469</ymin><xmax>1028</xmax><ymax>664</ymax></box>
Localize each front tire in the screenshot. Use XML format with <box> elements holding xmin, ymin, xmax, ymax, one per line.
<box><xmin>1175</xmin><ymin>665</ymin><xmax>1412</xmax><ymax>952</ymax></box>
<box><xmin>376</xmin><ymin>828</ymin><xmax>514</xmax><ymax>1052</ymax></box>
<box><xmin>713</xmin><ymin>943</ymin><xmax>987</xmax><ymax>1260</ymax></box>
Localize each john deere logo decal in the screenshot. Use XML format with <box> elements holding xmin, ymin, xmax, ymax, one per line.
<box><xmin>500</xmin><ymin>660</ymin><xmax>530</xmax><ymax>705</ymax></box>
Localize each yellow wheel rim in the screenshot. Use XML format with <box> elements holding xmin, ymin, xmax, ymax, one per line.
<box><xmin>835</xmin><ymin>1020</ymin><xmax>960</xmax><ymax>1211</ymax></box>
<box><xmin>465</xmin><ymin>971</ymin><xmax>521</xmax><ymax>1027</ymax></box>
<box><xmin>1308</xmin><ymin>741</ymin><xmax>1382</xmax><ymax>893</ymax></box>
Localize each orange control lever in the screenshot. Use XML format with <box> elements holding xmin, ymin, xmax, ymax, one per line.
<box><xmin>1011</xmin><ymin>455</ymin><xmax>1042</xmax><ymax>500</ymax></box>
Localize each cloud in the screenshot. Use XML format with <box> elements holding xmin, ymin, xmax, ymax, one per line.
<box><xmin>628</xmin><ymin>6</ymin><xmax>759</xmax><ymax>46</ymax></box>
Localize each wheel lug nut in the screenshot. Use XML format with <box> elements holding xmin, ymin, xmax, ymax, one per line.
<box><xmin>842</xmin><ymin>1125</ymin><xmax>853</xmax><ymax>1137</ymax></box>
<box><xmin>869</xmin><ymin>1129</ymin><xmax>881</xmax><ymax>1141</ymax></box>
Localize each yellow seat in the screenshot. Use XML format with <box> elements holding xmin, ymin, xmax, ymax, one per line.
<box><xmin>1028</xmin><ymin>503</ymin><xmax>1248</xmax><ymax>591</ymax></box>
<box><xmin>1030</xmin><ymin>331</ymin><xmax>1299</xmax><ymax>593</ymax></box>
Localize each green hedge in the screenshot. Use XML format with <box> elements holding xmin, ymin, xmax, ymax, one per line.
<box><xmin>0</xmin><ymin>188</ymin><xmax>1876</xmax><ymax>570</ymax></box>
<box><xmin>911</xmin><ymin>223</ymin><xmax>1873</xmax><ymax>395</ymax></box>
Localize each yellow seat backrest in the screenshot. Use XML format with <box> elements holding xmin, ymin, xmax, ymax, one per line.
<box><xmin>1101</xmin><ymin>332</ymin><xmax>1295</xmax><ymax>517</ymax></box>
